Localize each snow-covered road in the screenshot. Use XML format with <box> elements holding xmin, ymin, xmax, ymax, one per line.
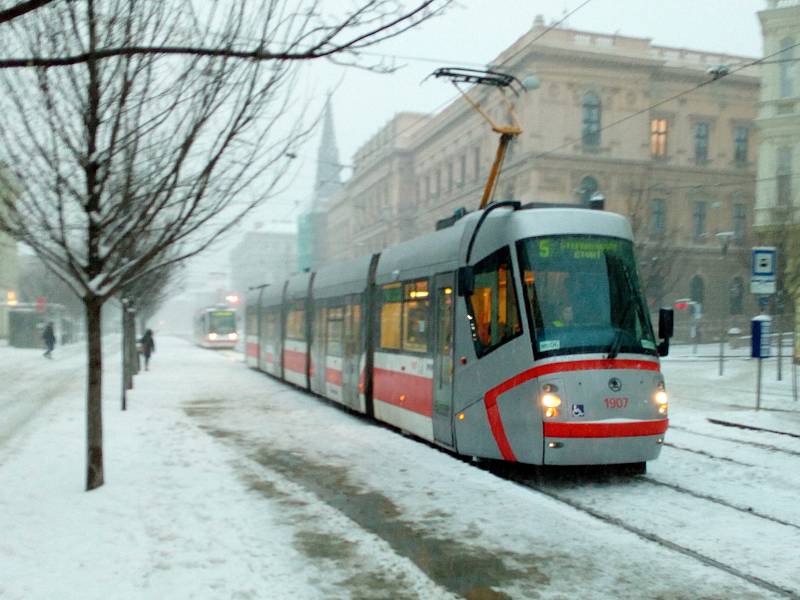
<box><xmin>0</xmin><ymin>336</ymin><xmax>798</xmax><ymax>599</ymax></box>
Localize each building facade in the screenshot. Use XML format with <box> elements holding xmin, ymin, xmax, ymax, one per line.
<box><xmin>230</xmin><ymin>228</ymin><xmax>297</xmax><ymax>295</ymax></box>
<box><xmin>0</xmin><ymin>177</ymin><xmax>18</xmax><ymax>339</ymax></box>
<box><xmin>323</xmin><ymin>17</ymin><xmax>761</xmax><ymax>339</ymax></box>
<box><xmin>0</xmin><ymin>230</ymin><xmax>17</xmax><ymax>339</ymax></box>
<box><xmin>755</xmin><ymin>0</ymin><xmax>800</xmax><ymax>359</ymax></box>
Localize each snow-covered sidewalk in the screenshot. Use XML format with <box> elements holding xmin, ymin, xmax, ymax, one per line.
<box><xmin>0</xmin><ymin>336</ymin><xmax>791</xmax><ymax>599</ymax></box>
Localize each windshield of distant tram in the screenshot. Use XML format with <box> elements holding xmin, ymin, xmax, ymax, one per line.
<box><xmin>209</xmin><ymin>310</ymin><xmax>237</xmax><ymax>334</ymax></box>
<box><xmin>517</xmin><ymin>235</ymin><xmax>656</xmax><ymax>358</ymax></box>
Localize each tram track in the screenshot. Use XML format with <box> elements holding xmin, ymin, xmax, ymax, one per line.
<box><xmin>638</xmin><ymin>476</ymin><xmax>800</xmax><ymax>531</ymax></box>
<box><xmin>669</xmin><ymin>424</ymin><xmax>800</xmax><ymax>458</ymax></box>
<box><xmin>499</xmin><ymin>470</ymin><xmax>800</xmax><ymax>600</ymax></box>
<box><xmin>707</xmin><ymin>418</ymin><xmax>800</xmax><ymax>440</ymax></box>
<box><xmin>662</xmin><ymin>441</ymin><xmax>758</xmax><ymax>466</ymax></box>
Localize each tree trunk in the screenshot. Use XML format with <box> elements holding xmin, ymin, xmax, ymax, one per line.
<box><xmin>85</xmin><ymin>297</ymin><xmax>104</xmax><ymax>490</ymax></box>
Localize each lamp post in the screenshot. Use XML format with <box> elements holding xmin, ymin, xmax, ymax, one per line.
<box><xmin>715</xmin><ymin>231</ymin><xmax>734</xmax><ymax>376</ymax></box>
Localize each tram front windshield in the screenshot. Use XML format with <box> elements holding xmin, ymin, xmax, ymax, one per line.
<box><xmin>517</xmin><ymin>235</ymin><xmax>656</xmax><ymax>358</ymax></box>
<box><xmin>209</xmin><ymin>310</ymin><xmax>236</xmax><ymax>334</ymax></box>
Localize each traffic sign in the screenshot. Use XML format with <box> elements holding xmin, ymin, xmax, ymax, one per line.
<box><xmin>751</xmin><ymin>246</ymin><xmax>777</xmax><ymax>295</ymax></box>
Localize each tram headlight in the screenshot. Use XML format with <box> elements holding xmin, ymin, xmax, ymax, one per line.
<box><xmin>208</xmin><ymin>332</ymin><xmax>218</xmax><ymax>341</ymax></box>
<box><xmin>541</xmin><ymin>392</ymin><xmax>561</xmax><ymax>408</ymax></box>
<box><xmin>228</xmin><ymin>332</ymin><xmax>238</xmax><ymax>340</ymax></box>
<box><xmin>654</xmin><ymin>384</ymin><xmax>668</xmax><ymax>414</ymax></box>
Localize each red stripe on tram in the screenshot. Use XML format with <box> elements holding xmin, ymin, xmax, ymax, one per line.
<box><xmin>544</xmin><ymin>419</ymin><xmax>669</xmax><ymax>438</ymax></box>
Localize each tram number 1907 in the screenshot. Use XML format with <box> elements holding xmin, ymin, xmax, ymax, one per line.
<box><xmin>604</xmin><ymin>397</ymin><xmax>629</xmax><ymax>409</ymax></box>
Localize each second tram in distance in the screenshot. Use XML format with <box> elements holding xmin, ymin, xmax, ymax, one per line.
<box><xmin>245</xmin><ymin>203</ymin><xmax>674</xmax><ymax>471</ymax></box>
<box><xmin>194</xmin><ymin>306</ymin><xmax>239</xmax><ymax>349</ymax></box>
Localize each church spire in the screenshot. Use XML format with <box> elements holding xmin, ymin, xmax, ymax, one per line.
<box><xmin>313</xmin><ymin>95</ymin><xmax>342</xmax><ymax>208</ymax></box>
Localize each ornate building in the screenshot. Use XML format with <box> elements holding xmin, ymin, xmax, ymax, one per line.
<box><xmin>755</xmin><ymin>0</ymin><xmax>800</xmax><ymax>358</ymax></box>
<box><xmin>323</xmin><ymin>18</ymin><xmax>761</xmax><ymax>338</ymax></box>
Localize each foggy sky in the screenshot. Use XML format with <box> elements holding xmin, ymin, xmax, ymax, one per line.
<box><xmin>190</xmin><ymin>0</ymin><xmax>767</xmax><ymax>283</ymax></box>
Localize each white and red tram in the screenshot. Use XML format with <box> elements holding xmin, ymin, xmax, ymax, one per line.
<box><xmin>194</xmin><ymin>306</ymin><xmax>239</xmax><ymax>349</ymax></box>
<box><xmin>245</xmin><ymin>203</ymin><xmax>674</xmax><ymax>471</ymax></box>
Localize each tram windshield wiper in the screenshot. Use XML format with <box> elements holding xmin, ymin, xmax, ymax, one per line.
<box><xmin>607</xmin><ymin>300</ymin><xmax>633</xmax><ymax>359</ymax></box>
<box><xmin>605</xmin><ymin>254</ymin><xmax>640</xmax><ymax>360</ymax></box>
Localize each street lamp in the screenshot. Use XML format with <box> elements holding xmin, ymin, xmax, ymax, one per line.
<box><xmin>715</xmin><ymin>231</ymin><xmax>735</xmax><ymax>375</ymax></box>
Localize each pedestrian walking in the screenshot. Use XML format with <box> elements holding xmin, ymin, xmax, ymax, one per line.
<box><xmin>138</xmin><ymin>329</ymin><xmax>156</xmax><ymax>370</ymax></box>
<box><xmin>42</xmin><ymin>322</ymin><xmax>56</xmax><ymax>359</ymax></box>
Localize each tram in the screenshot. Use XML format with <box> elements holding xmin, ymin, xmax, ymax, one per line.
<box><xmin>245</xmin><ymin>202</ymin><xmax>674</xmax><ymax>471</ymax></box>
<box><xmin>193</xmin><ymin>306</ymin><xmax>239</xmax><ymax>349</ymax></box>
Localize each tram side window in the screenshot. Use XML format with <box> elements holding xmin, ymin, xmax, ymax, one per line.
<box><xmin>326</xmin><ymin>306</ymin><xmax>344</xmax><ymax>357</ymax></box>
<box><xmin>380</xmin><ymin>283</ymin><xmax>402</xmax><ymax>350</ymax></box>
<box><xmin>467</xmin><ymin>246</ymin><xmax>522</xmax><ymax>356</ymax></box>
<box><xmin>286</xmin><ymin>304</ymin><xmax>305</xmax><ymax>341</ymax></box>
<box><xmin>265</xmin><ymin>310</ymin><xmax>278</xmax><ymax>342</ymax></box>
<box><xmin>380</xmin><ymin>280</ymin><xmax>430</xmax><ymax>353</ymax></box>
<box><xmin>402</xmin><ymin>280</ymin><xmax>429</xmax><ymax>353</ymax></box>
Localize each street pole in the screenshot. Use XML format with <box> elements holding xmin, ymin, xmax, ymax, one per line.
<box><xmin>776</xmin><ymin>312</ymin><xmax>783</xmax><ymax>382</ymax></box>
<box><xmin>756</xmin><ymin>356</ymin><xmax>762</xmax><ymax>411</ymax></box>
<box><xmin>121</xmin><ymin>299</ymin><xmax>128</xmax><ymax>411</ymax></box>
<box><xmin>718</xmin><ymin>315</ymin><xmax>726</xmax><ymax>376</ymax></box>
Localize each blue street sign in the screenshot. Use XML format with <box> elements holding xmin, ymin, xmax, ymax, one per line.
<box><xmin>751</xmin><ymin>247</ymin><xmax>777</xmax><ymax>295</ymax></box>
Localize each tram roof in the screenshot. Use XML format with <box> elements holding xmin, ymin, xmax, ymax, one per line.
<box><xmin>313</xmin><ymin>255</ymin><xmax>373</xmax><ymax>300</ymax></box>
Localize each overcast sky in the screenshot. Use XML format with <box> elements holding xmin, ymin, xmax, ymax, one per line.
<box><xmin>252</xmin><ymin>0</ymin><xmax>766</xmax><ymax>227</ymax></box>
<box><xmin>194</xmin><ymin>0</ymin><xmax>768</xmax><ymax>282</ymax></box>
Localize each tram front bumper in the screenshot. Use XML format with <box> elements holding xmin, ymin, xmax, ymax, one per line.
<box><xmin>542</xmin><ymin>419</ymin><xmax>668</xmax><ymax>466</ymax></box>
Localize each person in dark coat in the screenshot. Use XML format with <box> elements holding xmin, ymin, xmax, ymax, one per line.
<box><xmin>139</xmin><ymin>329</ymin><xmax>156</xmax><ymax>370</ymax></box>
<box><xmin>42</xmin><ymin>322</ymin><xmax>56</xmax><ymax>359</ymax></box>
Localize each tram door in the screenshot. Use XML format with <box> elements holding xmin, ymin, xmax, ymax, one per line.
<box><xmin>432</xmin><ymin>273</ymin><xmax>455</xmax><ymax>447</ymax></box>
<box><xmin>342</xmin><ymin>299</ymin><xmax>361</xmax><ymax>410</ymax></box>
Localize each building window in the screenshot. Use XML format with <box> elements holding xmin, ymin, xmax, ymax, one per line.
<box><xmin>582</xmin><ymin>92</ymin><xmax>601</xmax><ymax>147</ymax></box>
<box><xmin>473</xmin><ymin>146</ymin><xmax>481</xmax><ymax>182</ymax></box>
<box><xmin>434</xmin><ymin>168</ymin><xmax>441</xmax><ymax>198</ymax></box>
<box><xmin>694</xmin><ymin>122</ymin><xmax>709</xmax><ymax>164</ymax></box>
<box><xmin>650</xmin><ymin>118</ymin><xmax>668</xmax><ymax>158</ymax></box>
<box><xmin>692</xmin><ymin>200</ymin><xmax>706</xmax><ymax>239</ymax></box>
<box><xmin>447</xmin><ymin>161</ymin><xmax>453</xmax><ymax>192</ymax></box>
<box><xmin>734</xmin><ymin>126</ymin><xmax>749</xmax><ymax>165</ymax></box>
<box><xmin>459</xmin><ymin>154</ymin><xmax>466</xmax><ymax>187</ymax></box>
<box><xmin>424</xmin><ymin>174</ymin><xmax>431</xmax><ymax>203</ymax></box>
<box><xmin>733</xmin><ymin>203</ymin><xmax>746</xmax><ymax>240</ymax></box>
<box><xmin>781</xmin><ymin>37</ymin><xmax>794</xmax><ymax>98</ymax></box>
<box><xmin>778</xmin><ymin>147</ymin><xmax>792</xmax><ymax>206</ymax></box>
<box><xmin>578</xmin><ymin>176</ymin><xmax>598</xmax><ymax>206</ymax></box>
<box><xmin>690</xmin><ymin>275</ymin><xmax>705</xmax><ymax>306</ymax></box>
<box><xmin>650</xmin><ymin>198</ymin><xmax>666</xmax><ymax>236</ymax></box>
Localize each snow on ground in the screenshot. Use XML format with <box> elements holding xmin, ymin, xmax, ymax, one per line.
<box><xmin>0</xmin><ymin>336</ymin><xmax>797</xmax><ymax>599</ymax></box>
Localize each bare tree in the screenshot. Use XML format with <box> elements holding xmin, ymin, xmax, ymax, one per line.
<box><xmin>0</xmin><ymin>0</ymin><xmax>449</xmax><ymax>490</ymax></box>
<box><xmin>121</xmin><ymin>254</ymin><xmax>184</xmax><ymax>330</ymax></box>
<box><xmin>624</xmin><ymin>179</ymin><xmax>682</xmax><ymax>310</ymax></box>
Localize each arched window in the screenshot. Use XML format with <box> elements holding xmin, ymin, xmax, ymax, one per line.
<box><xmin>690</xmin><ymin>275</ymin><xmax>705</xmax><ymax>306</ymax></box>
<box><xmin>579</xmin><ymin>176</ymin><xmax>598</xmax><ymax>206</ymax></box>
<box><xmin>781</xmin><ymin>37</ymin><xmax>794</xmax><ymax>98</ymax></box>
<box><xmin>582</xmin><ymin>92</ymin><xmax>601</xmax><ymax>147</ymax></box>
